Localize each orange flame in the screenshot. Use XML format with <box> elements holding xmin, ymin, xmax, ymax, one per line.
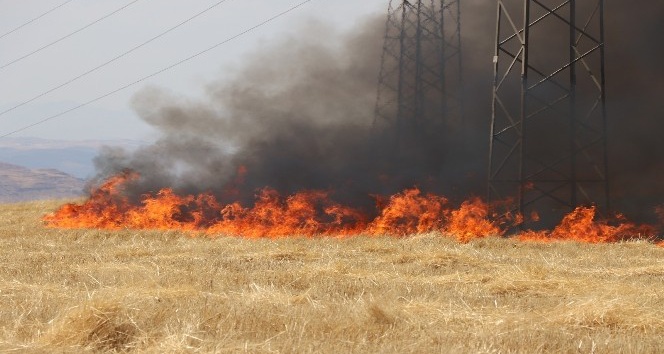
<box><xmin>367</xmin><ymin>188</ymin><xmax>447</xmax><ymax>236</ymax></box>
<box><xmin>444</xmin><ymin>197</ymin><xmax>503</xmax><ymax>242</ymax></box>
<box><xmin>208</xmin><ymin>188</ymin><xmax>367</xmax><ymax>237</ymax></box>
<box><xmin>43</xmin><ymin>172</ymin><xmax>135</xmax><ymax>229</ymax></box>
<box><xmin>518</xmin><ymin>206</ymin><xmax>657</xmax><ymax>243</ymax></box>
<box><xmin>44</xmin><ymin>172</ymin><xmax>661</xmax><ymax>245</ymax></box>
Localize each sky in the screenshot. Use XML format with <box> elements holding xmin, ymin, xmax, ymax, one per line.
<box><xmin>0</xmin><ymin>0</ymin><xmax>388</xmax><ymax>142</ymax></box>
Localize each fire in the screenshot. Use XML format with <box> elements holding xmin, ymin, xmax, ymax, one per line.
<box><xmin>44</xmin><ymin>173</ymin><xmax>503</xmax><ymax>241</ymax></box>
<box><xmin>518</xmin><ymin>206</ymin><xmax>657</xmax><ymax>243</ymax></box>
<box><xmin>44</xmin><ymin>172</ymin><xmax>661</xmax><ymax>245</ymax></box>
<box><xmin>443</xmin><ymin>198</ymin><xmax>503</xmax><ymax>242</ymax></box>
<box><xmin>208</xmin><ymin>188</ymin><xmax>367</xmax><ymax>238</ymax></box>
<box><xmin>43</xmin><ymin>172</ymin><xmax>135</xmax><ymax>229</ymax></box>
<box><xmin>367</xmin><ymin>188</ymin><xmax>447</xmax><ymax>236</ymax></box>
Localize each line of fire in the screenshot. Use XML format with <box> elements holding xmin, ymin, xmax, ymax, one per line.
<box><xmin>44</xmin><ymin>0</ymin><xmax>663</xmax><ymax>244</ymax></box>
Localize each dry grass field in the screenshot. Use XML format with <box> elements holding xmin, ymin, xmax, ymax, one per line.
<box><xmin>0</xmin><ymin>201</ymin><xmax>663</xmax><ymax>353</ymax></box>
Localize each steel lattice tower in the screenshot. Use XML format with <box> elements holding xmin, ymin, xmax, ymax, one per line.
<box><xmin>374</xmin><ymin>0</ymin><xmax>463</xmax><ymax>148</ymax></box>
<box><xmin>489</xmin><ymin>0</ymin><xmax>609</xmax><ymax>224</ymax></box>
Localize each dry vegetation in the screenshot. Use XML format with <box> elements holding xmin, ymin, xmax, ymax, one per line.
<box><xmin>0</xmin><ymin>201</ymin><xmax>662</xmax><ymax>353</ymax></box>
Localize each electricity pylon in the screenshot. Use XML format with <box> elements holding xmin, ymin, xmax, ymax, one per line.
<box><xmin>374</xmin><ymin>0</ymin><xmax>463</xmax><ymax>149</ymax></box>
<box><xmin>488</xmin><ymin>0</ymin><xmax>609</xmax><ymax>224</ymax></box>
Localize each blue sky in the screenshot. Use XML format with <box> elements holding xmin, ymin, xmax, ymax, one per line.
<box><xmin>0</xmin><ymin>0</ymin><xmax>387</xmax><ymax>141</ymax></box>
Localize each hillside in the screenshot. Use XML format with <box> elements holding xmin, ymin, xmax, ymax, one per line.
<box><xmin>0</xmin><ymin>162</ymin><xmax>84</xmax><ymax>202</ymax></box>
<box><xmin>0</xmin><ymin>137</ymin><xmax>145</xmax><ymax>178</ymax></box>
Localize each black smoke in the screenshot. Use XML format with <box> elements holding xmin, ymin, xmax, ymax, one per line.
<box><xmin>94</xmin><ymin>1</ymin><xmax>664</xmax><ymax>223</ymax></box>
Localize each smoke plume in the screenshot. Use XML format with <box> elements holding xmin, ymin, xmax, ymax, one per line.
<box><xmin>94</xmin><ymin>2</ymin><xmax>664</xmax><ymax>222</ymax></box>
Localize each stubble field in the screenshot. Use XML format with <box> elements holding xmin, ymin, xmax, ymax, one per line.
<box><xmin>0</xmin><ymin>201</ymin><xmax>663</xmax><ymax>353</ymax></box>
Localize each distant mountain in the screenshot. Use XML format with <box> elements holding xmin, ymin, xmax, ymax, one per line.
<box><xmin>0</xmin><ymin>162</ymin><xmax>85</xmax><ymax>202</ymax></box>
<box><xmin>0</xmin><ymin>137</ymin><xmax>146</xmax><ymax>178</ymax></box>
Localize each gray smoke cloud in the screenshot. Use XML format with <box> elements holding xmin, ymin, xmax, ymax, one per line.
<box><xmin>94</xmin><ymin>2</ymin><xmax>663</xmax><ymax>222</ymax></box>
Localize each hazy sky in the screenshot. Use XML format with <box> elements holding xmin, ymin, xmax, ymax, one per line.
<box><xmin>0</xmin><ymin>0</ymin><xmax>388</xmax><ymax>141</ymax></box>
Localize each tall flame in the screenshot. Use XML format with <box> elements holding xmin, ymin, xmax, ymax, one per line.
<box><xmin>367</xmin><ymin>188</ymin><xmax>447</xmax><ymax>236</ymax></box>
<box><xmin>44</xmin><ymin>172</ymin><xmax>661</xmax><ymax>245</ymax></box>
<box><xmin>443</xmin><ymin>198</ymin><xmax>503</xmax><ymax>242</ymax></box>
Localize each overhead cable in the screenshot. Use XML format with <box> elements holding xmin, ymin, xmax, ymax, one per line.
<box><xmin>0</xmin><ymin>0</ymin><xmax>315</xmax><ymax>138</ymax></box>
<box><xmin>0</xmin><ymin>0</ymin><xmax>233</xmax><ymax>119</ymax></box>
<box><xmin>0</xmin><ymin>0</ymin><xmax>75</xmax><ymax>40</ymax></box>
<box><xmin>0</xmin><ymin>0</ymin><xmax>142</xmax><ymax>71</ymax></box>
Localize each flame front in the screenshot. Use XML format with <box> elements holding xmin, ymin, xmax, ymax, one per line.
<box><xmin>44</xmin><ymin>172</ymin><xmax>661</xmax><ymax>244</ymax></box>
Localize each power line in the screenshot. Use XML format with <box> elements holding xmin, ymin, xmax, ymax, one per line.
<box><xmin>0</xmin><ymin>0</ymin><xmax>75</xmax><ymax>40</ymax></box>
<box><xmin>0</xmin><ymin>0</ymin><xmax>233</xmax><ymax>119</ymax></box>
<box><xmin>0</xmin><ymin>0</ymin><xmax>315</xmax><ymax>138</ymax></box>
<box><xmin>0</xmin><ymin>0</ymin><xmax>142</xmax><ymax>71</ymax></box>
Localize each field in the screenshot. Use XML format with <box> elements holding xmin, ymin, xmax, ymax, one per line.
<box><xmin>0</xmin><ymin>201</ymin><xmax>663</xmax><ymax>353</ymax></box>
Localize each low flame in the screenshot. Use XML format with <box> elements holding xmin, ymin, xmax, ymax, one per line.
<box><xmin>518</xmin><ymin>206</ymin><xmax>656</xmax><ymax>243</ymax></box>
<box><xmin>44</xmin><ymin>172</ymin><xmax>661</xmax><ymax>245</ymax></box>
